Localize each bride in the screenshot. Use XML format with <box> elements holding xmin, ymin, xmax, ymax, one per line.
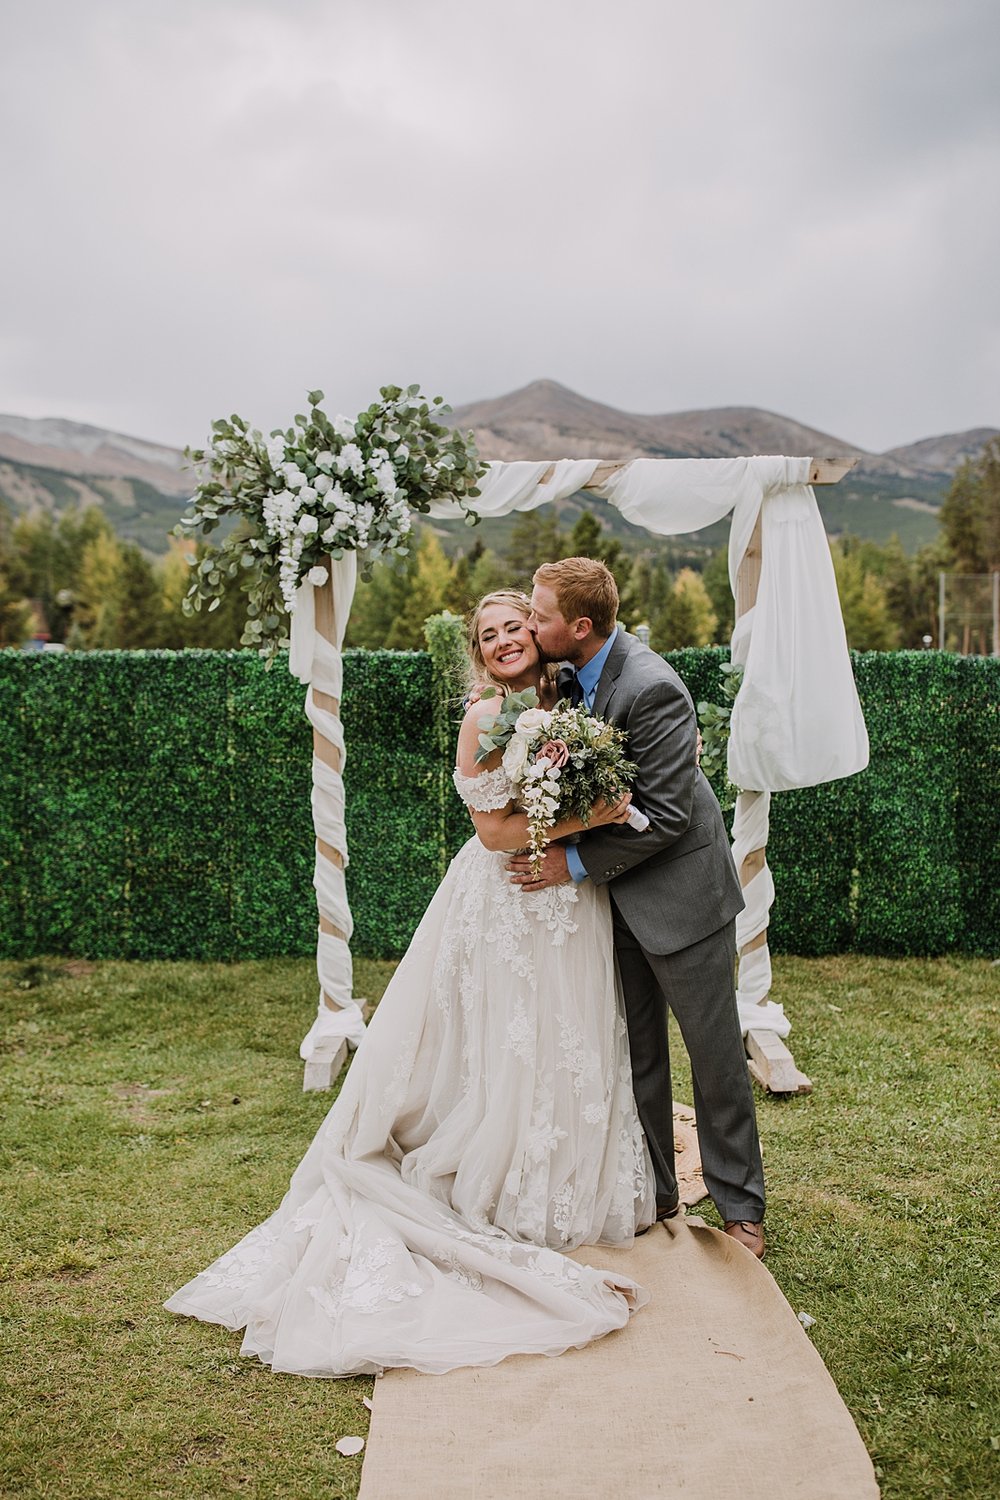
<box><xmin>165</xmin><ymin>589</ymin><xmax>656</xmax><ymax>1377</ymax></box>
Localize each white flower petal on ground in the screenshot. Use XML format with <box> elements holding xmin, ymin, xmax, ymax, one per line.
<box><xmin>335</xmin><ymin>1436</ymin><xmax>365</xmax><ymax>1456</ymax></box>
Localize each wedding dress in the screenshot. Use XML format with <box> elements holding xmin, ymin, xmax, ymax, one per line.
<box><xmin>165</xmin><ymin>764</ymin><xmax>656</xmax><ymax>1378</ymax></box>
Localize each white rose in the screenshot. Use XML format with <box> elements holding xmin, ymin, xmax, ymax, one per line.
<box><xmin>321</xmin><ymin>525</ymin><xmax>338</xmax><ymax>545</ymax></box>
<box><xmin>298</xmin><ymin>485</ymin><xmax>317</xmax><ymax>503</ymax></box>
<box><xmin>331</xmin><ymin>510</ymin><xmax>354</xmax><ymax>531</ymax></box>
<box><xmin>502</xmin><ymin>733</ymin><xmax>531</xmax><ymax>781</ymax></box>
<box><xmin>282</xmin><ymin>463</ymin><xmax>307</xmax><ymax>490</ymax></box>
<box><xmin>333</xmin><ymin>415</ymin><xmax>356</xmax><ymax>441</ymax></box>
<box><xmin>515</xmin><ymin>708</ymin><xmax>552</xmax><ymax>736</ymax></box>
<box><xmin>307</xmin><ymin>565</ymin><xmax>328</xmax><ymax>586</ymax></box>
<box><xmin>315</xmin><ymin>450</ymin><xmax>335</xmax><ymax>470</ymax></box>
<box><xmin>313</xmin><ymin>474</ymin><xmax>332</xmax><ymax>495</ymax></box>
<box><xmin>297</xmin><ymin>514</ymin><xmax>319</xmax><ymax>534</ymax></box>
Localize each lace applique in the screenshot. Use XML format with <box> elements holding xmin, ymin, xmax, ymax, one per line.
<box><xmin>556</xmin><ymin>1014</ymin><xmax>602</xmax><ymax>1097</ymax></box>
<box><xmin>522</xmin><ymin>882</ymin><xmax>580</xmax><ymax>944</ymax></box>
<box><xmin>339</xmin><ymin>1236</ymin><xmax>424</xmax><ymax>1314</ymax></box>
<box><xmin>452</xmin><ymin>765</ymin><xmax>514</xmax><ymax>811</ymax></box>
<box><xmin>198</xmin><ymin>1224</ymin><xmax>279</xmax><ymax>1291</ymax></box>
<box><xmin>504</xmin><ymin>999</ymin><xmax>534</xmax><ymax>1064</ymax></box>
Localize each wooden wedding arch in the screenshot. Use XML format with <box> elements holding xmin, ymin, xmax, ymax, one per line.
<box><xmin>294</xmin><ymin>453</ymin><xmax>864</xmax><ymax>1097</ymax></box>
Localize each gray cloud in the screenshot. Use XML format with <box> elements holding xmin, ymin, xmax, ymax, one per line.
<box><xmin>1</xmin><ymin>0</ymin><xmax>997</xmax><ymax>452</ymax></box>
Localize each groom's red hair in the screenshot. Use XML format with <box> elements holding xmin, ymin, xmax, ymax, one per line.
<box><xmin>533</xmin><ymin>557</ymin><xmax>619</xmax><ymax>638</ymax></box>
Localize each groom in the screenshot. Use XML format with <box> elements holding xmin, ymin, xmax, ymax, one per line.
<box><xmin>509</xmin><ymin>556</ymin><xmax>766</xmax><ymax>1256</ymax></box>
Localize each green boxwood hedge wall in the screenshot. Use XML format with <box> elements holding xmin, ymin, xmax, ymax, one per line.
<box><xmin>0</xmin><ymin>645</ymin><xmax>996</xmax><ymax>961</ymax></box>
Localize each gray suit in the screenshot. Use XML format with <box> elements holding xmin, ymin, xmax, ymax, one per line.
<box><xmin>565</xmin><ymin>629</ymin><xmax>765</xmax><ymax>1222</ymax></box>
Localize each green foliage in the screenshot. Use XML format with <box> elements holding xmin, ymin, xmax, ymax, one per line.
<box><xmin>175</xmin><ymin>387</ymin><xmax>486</xmax><ymax>660</ymax></box>
<box><xmin>940</xmin><ymin>437</ymin><xmax>1000</xmax><ymax>571</ymax></box>
<box><xmin>505</xmin><ymin>509</ymin><xmax>564</xmax><ymax>588</ymax></box>
<box><xmin>652</xmin><ymin>566</ymin><xmax>718</xmax><ymax>649</ymax></box>
<box><xmin>568</xmin><ymin>510</ymin><xmax>632</xmax><ymax>595</ymax></box>
<box><xmin>695</xmin><ymin>660</ymin><xmax>743</xmax><ymax>809</ymax></box>
<box><xmin>1</xmin><ymin>647</ymin><xmax>997</xmax><ymax>962</ymax></box>
<box><xmin>830</xmin><ymin>539</ymin><xmax>901</xmax><ymax>651</ymax></box>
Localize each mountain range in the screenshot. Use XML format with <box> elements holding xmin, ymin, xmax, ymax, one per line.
<box><xmin>1</xmin><ymin>380</ymin><xmax>995</xmax><ymax>557</ymax></box>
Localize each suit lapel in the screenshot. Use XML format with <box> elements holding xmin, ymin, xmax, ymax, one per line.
<box><xmin>592</xmin><ymin>629</ymin><xmax>632</xmax><ymax>718</ymax></box>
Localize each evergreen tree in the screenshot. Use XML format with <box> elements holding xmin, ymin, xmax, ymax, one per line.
<box><xmin>701</xmin><ymin>547</ymin><xmax>735</xmax><ymax>639</ymax></box>
<box><xmin>467</xmin><ymin>547</ymin><xmax>514</xmax><ymax>603</ymax></box>
<box><xmin>116</xmin><ymin>543</ymin><xmax>167</xmax><ymax>648</ymax></box>
<box><xmin>566</xmin><ymin>509</ymin><xmax>632</xmax><ymax>596</ymax></box>
<box><xmin>505</xmin><ymin>510</ymin><xmax>563</xmax><ymax>588</ymax></box>
<box><xmin>0</xmin><ymin>506</ymin><xmax>32</xmax><ymax>646</ymax></box>
<box><xmin>384</xmin><ymin>529</ymin><xmax>455</xmax><ymax>650</ymax></box>
<box><xmin>651</xmin><ymin>568</ymin><xmax>718</xmax><ymax>650</ymax></box>
<box><xmin>159</xmin><ymin>537</ymin><xmax>247</xmax><ymax>649</ymax></box>
<box><xmin>940</xmin><ymin>461</ymin><xmax>983</xmax><ymax>571</ymax></box>
<box><xmin>75</xmin><ymin>530</ymin><xmax>125</xmax><ymax>648</ymax></box>
<box><xmin>830</xmin><ymin>541</ymin><xmax>900</xmax><ymax>650</ymax></box>
<box><xmin>941</xmin><ymin>437</ymin><xmax>1000</xmax><ymax>572</ymax></box>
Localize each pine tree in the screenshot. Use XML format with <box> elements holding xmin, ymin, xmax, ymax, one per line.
<box><xmin>567</xmin><ymin>510</ymin><xmax>632</xmax><ymax>596</ymax></box>
<box><xmin>830</xmin><ymin>542</ymin><xmax>900</xmax><ymax>650</ymax></box>
<box><xmin>384</xmin><ymin>529</ymin><xmax>455</xmax><ymax>650</ymax></box>
<box><xmin>116</xmin><ymin>543</ymin><xmax>167</xmax><ymax>648</ymax></box>
<box><xmin>505</xmin><ymin>510</ymin><xmax>563</xmax><ymax>587</ymax></box>
<box><xmin>159</xmin><ymin>537</ymin><xmax>247</xmax><ymax>649</ymax></box>
<box><xmin>701</xmin><ymin>547</ymin><xmax>735</xmax><ymax>639</ymax></box>
<box><xmin>651</xmin><ymin>568</ymin><xmax>718</xmax><ymax>650</ymax></box>
<box><xmin>75</xmin><ymin>530</ymin><xmax>125</xmax><ymax>648</ymax></box>
<box><xmin>467</xmin><ymin>547</ymin><xmax>514</xmax><ymax>603</ymax></box>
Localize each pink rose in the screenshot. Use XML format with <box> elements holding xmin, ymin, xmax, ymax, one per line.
<box><xmin>537</xmin><ymin>739</ymin><xmax>569</xmax><ymax>769</ymax></box>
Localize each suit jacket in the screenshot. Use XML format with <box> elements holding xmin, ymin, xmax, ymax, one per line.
<box><xmin>565</xmin><ymin>630</ymin><xmax>745</xmax><ymax>956</ymax></box>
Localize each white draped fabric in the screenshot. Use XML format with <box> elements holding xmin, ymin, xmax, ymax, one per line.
<box><xmin>289</xmin><ymin>552</ymin><xmax>367</xmax><ymax>1061</ymax></box>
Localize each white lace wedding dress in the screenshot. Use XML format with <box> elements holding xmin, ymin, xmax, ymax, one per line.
<box><xmin>164</xmin><ymin>765</ymin><xmax>656</xmax><ymax>1378</ymax></box>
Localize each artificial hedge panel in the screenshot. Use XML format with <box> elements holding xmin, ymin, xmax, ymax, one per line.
<box><xmin>954</xmin><ymin>655</ymin><xmax>1000</xmax><ymax>954</ymax></box>
<box><xmin>851</xmin><ymin>652</ymin><xmax>966</xmax><ymax>955</ymax></box>
<box><xmin>1</xmin><ymin>645</ymin><xmax>997</xmax><ymax>961</ymax></box>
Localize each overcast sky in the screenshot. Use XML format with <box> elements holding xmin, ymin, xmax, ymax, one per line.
<box><xmin>1</xmin><ymin>0</ymin><xmax>998</xmax><ymax>453</ymax></box>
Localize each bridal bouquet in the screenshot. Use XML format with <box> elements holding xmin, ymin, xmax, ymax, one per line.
<box><xmin>475</xmin><ymin>689</ymin><xmax>648</xmax><ymax>875</ymax></box>
<box><xmin>174</xmin><ymin>385</ymin><xmax>485</xmax><ymax>658</ymax></box>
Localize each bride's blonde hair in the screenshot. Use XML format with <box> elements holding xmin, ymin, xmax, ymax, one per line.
<box><xmin>466</xmin><ymin>590</ymin><xmax>557</xmax><ymax>694</ymax></box>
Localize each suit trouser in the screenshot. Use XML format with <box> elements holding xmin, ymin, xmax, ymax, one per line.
<box><xmin>611</xmin><ymin>899</ymin><xmax>766</xmax><ymax>1223</ymax></box>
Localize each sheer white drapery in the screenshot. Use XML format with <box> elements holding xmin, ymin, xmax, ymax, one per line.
<box><xmin>289</xmin><ymin>552</ymin><xmax>367</xmax><ymax>1061</ymax></box>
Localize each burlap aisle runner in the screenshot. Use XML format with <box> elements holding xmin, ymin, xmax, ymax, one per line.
<box><xmin>358</xmin><ymin>1219</ymin><xmax>878</xmax><ymax>1500</ymax></box>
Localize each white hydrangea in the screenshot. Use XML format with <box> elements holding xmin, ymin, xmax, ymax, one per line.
<box><xmin>337</xmin><ymin>442</ymin><xmax>364</xmax><ymax>480</ymax></box>
<box><xmin>282</xmin><ymin>463</ymin><xmax>308</xmax><ymax>490</ymax></box>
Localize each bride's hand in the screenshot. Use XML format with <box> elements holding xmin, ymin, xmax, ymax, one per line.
<box><xmin>590</xmin><ymin>791</ymin><xmax>632</xmax><ymax>826</ymax></box>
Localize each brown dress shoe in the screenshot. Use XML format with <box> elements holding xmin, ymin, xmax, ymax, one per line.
<box><xmin>724</xmin><ymin>1220</ymin><xmax>765</xmax><ymax>1259</ymax></box>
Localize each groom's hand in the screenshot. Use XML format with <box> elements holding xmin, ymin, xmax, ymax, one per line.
<box><xmin>506</xmin><ymin>845</ymin><xmax>572</xmax><ymax>891</ymax></box>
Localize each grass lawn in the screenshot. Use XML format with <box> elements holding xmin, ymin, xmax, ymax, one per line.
<box><xmin>1</xmin><ymin>953</ymin><xmax>997</xmax><ymax>1499</ymax></box>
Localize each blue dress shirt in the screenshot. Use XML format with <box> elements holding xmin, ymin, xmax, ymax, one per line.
<box><xmin>564</xmin><ymin>628</ymin><xmax>619</xmax><ymax>884</ymax></box>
